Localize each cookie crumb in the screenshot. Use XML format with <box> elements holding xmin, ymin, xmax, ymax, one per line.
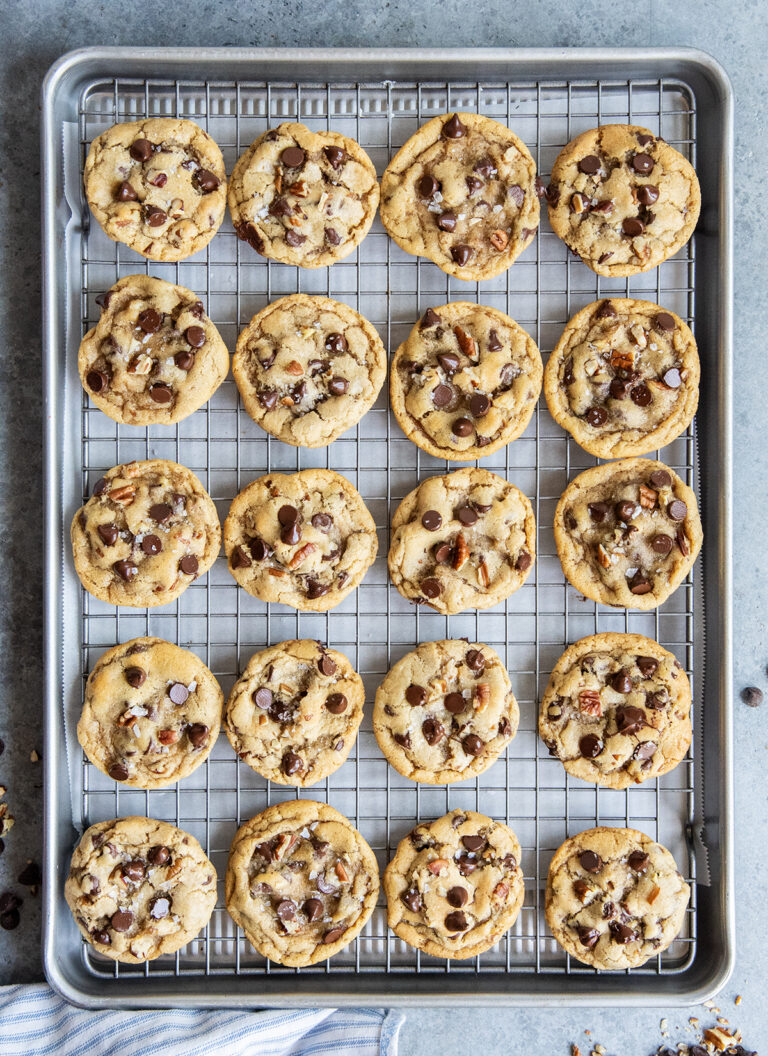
<box><xmin>29</xmin><ymin>749</ymin><xmax>41</xmax><ymax>763</ymax></box>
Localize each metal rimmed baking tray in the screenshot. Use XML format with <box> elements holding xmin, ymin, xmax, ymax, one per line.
<box><xmin>41</xmin><ymin>47</ymin><xmax>733</xmax><ymax>1007</ymax></box>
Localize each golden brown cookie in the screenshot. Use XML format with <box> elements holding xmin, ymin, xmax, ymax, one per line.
<box><xmin>380</xmin><ymin>112</ymin><xmax>539</xmax><ymax>280</ymax></box>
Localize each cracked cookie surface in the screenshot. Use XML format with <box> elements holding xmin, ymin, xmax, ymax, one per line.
<box><xmin>374</xmin><ymin>640</ymin><xmax>518</xmax><ymax>784</ymax></box>
<box><xmin>544</xmin><ymin>299</ymin><xmax>699</xmax><ymax>458</ymax></box>
<box><xmin>78</xmin><ymin>637</ymin><xmax>223</xmax><ymax>789</ymax></box>
<box><xmin>554</xmin><ymin>458</ymin><xmax>702</xmax><ymax>610</ymax></box>
<box><xmin>223</xmin><ymin>469</ymin><xmax>377</xmax><ymax>611</ymax></box>
<box><xmin>391</xmin><ymin>302</ymin><xmax>542</xmax><ymax>460</ymax></box>
<box><xmin>384</xmin><ymin>809</ymin><xmax>524</xmax><ymax>959</ymax></box>
<box><xmin>545</xmin><ymin>826</ymin><xmax>690</xmax><ymax>969</ymax></box>
<box><xmin>78</xmin><ymin>275</ymin><xmax>229</xmax><ymax>426</ymax></box>
<box><xmin>388</xmin><ymin>468</ymin><xmax>535</xmax><ymax>615</ymax></box>
<box><xmin>539</xmin><ymin>633</ymin><xmax>691</xmax><ymax>788</ymax></box>
<box><xmin>225</xmin><ymin>800</ymin><xmax>379</xmax><ymax>967</ymax></box>
<box><xmin>225</xmin><ymin>640</ymin><xmax>364</xmax><ymax>786</ymax></box>
<box><xmin>83</xmin><ymin>118</ymin><xmax>227</xmax><ymax>261</ymax></box>
<box><xmin>71</xmin><ymin>460</ymin><xmax>221</xmax><ymax>608</ymax></box>
<box><xmin>234</xmin><ymin>294</ymin><xmax>386</xmax><ymax>447</ymax></box>
<box><xmin>380</xmin><ymin>112</ymin><xmax>539</xmax><ymax>280</ymax></box>
<box><xmin>229</xmin><ymin>122</ymin><xmax>379</xmax><ymax>267</ymax></box>
<box><xmin>546</xmin><ymin>124</ymin><xmax>700</xmax><ymax>276</ymax></box>
<box><xmin>65</xmin><ymin>816</ymin><xmax>217</xmax><ymax>963</ymax></box>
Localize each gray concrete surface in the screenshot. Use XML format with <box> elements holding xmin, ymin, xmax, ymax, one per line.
<box><xmin>1</xmin><ymin>1</ymin><xmax>766</xmax><ymax>1052</ymax></box>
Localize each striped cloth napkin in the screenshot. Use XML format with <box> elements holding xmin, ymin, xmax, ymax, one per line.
<box><xmin>0</xmin><ymin>986</ymin><xmax>404</xmax><ymax>1056</ymax></box>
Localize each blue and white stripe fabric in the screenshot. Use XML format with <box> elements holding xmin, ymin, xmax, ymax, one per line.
<box><xmin>0</xmin><ymin>986</ymin><xmax>404</xmax><ymax>1056</ymax></box>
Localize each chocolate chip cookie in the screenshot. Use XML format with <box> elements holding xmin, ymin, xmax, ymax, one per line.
<box><xmin>223</xmin><ymin>469</ymin><xmax>377</xmax><ymax>611</ymax></box>
<box><xmin>544</xmin><ymin>299</ymin><xmax>699</xmax><ymax>458</ymax></box>
<box><xmin>554</xmin><ymin>459</ymin><xmax>702</xmax><ymax>609</ymax></box>
<box><xmin>78</xmin><ymin>637</ymin><xmax>223</xmax><ymax>789</ymax></box>
<box><xmin>225</xmin><ymin>800</ymin><xmax>379</xmax><ymax>967</ymax></box>
<box><xmin>546</xmin><ymin>124</ymin><xmax>700</xmax><ymax>276</ymax></box>
<box><xmin>225</xmin><ymin>640</ymin><xmax>364</xmax><ymax>786</ymax></box>
<box><xmin>229</xmin><ymin>123</ymin><xmax>379</xmax><ymax>267</ymax></box>
<box><xmin>83</xmin><ymin>118</ymin><xmax>227</xmax><ymax>261</ymax></box>
<box><xmin>71</xmin><ymin>460</ymin><xmax>220</xmax><ymax>608</ymax></box>
<box><xmin>78</xmin><ymin>275</ymin><xmax>229</xmax><ymax>426</ymax></box>
<box><xmin>65</xmin><ymin>816</ymin><xmax>217</xmax><ymax>963</ymax></box>
<box><xmin>373</xmin><ymin>640</ymin><xmax>518</xmax><ymax>784</ymax></box>
<box><xmin>384</xmin><ymin>810</ymin><xmax>524</xmax><ymax>960</ymax></box>
<box><xmin>388</xmin><ymin>468</ymin><xmax>535</xmax><ymax>615</ymax></box>
<box><xmin>539</xmin><ymin>633</ymin><xmax>692</xmax><ymax>787</ymax></box>
<box><xmin>380</xmin><ymin>112</ymin><xmax>539</xmax><ymax>281</ymax></box>
<box><xmin>390</xmin><ymin>303</ymin><xmax>542</xmax><ymax>460</ymax></box>
<box><xmin>545</xmin><ymin>826</ymin><xmax>690</xmax><ymax>970</ymax></box>
<box><xmin>233</xmin><ymin>294</ymin><xmax>386</xmax><ymax>447</ymax></box>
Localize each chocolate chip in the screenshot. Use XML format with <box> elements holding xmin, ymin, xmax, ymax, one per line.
<box><xmin>631</xmin><ymin>382</ymin><xmax>652</xmax><ymax>406</ymax></box>
<box><xmin>97</xmin><ymin>523</ymin><xmax>119</xmax><ymax>546</ymax></box>
<box><xmin>655</xmin><ymin>312</ymin><xmax>676</xmax><ymax>332</ymax></box>
<box><xmin>436</xmin><ymin>353</ymin><xmax>460</xmax><ymax>377</ymax></box>
<box><xmin>515</xmin><ymin>551</ymin><xmax>532</xmax><ymax>572</ymax></box>
<box><xmin>149</xmin><ymin>895</ymin><xmax>171</xmax><ymax>919</ymax></box>
<box><xmin>445</xmin><ymin>910</ymin><xmax>469</xmax><ymax>932</ymax></box>
<box><xmin>86</xmin><ymin>369</ymin><xmax>109</xmax><ymax>394</ymax></box>
<box><xmin>586</xmin><ymin>405</ymin><xmax>608</xmax><ymax>427</ymax></box>
<box><xmin>187</xmin><ymin>723</ymin><xmax>209</xmax><ymax>748</ymax></box>
<box><xmin>469</xmin><ymin>393</ymin><xmax>490</xmax><ymax>418</ymax></box>
<box><xmin>636</xmin><ymin>656</ymin><xmax>659</xmax><ymax>678</ymax></box>
<box><xmin>406</xmin><ymin>684</ymin><xmax>427</xmax><ymax>707</ymax></box>
<box><xmin>650</xmin><ymin>469</ymin><xmax>671</xmax><ymax>488</ymax></box>
<box><xmin>282</xmin><ymin>750</ymin><xmax>303</xmax><ymax>776</ymax></box>
<box><xmin>631</xmin><ymin>152</ymin><xmax>654</xmax><ymax>175</ymax></box>
<box><xmin>420</xmin><ymin>510</ymin><xmax>442</xmax><ymax>533</ymax></box>
<box><xmin>588</xmin><ymin>502</ymin><xmax>610</xmax><ymax>523</ymax></box>
<box><xmin>609</xmin><ymin>920</ymin><xmax>635</xmax><ymax>944</ymax></box>
<box><xmin>578</xmin><ymin>925</ymin><xmax>600</xmax><ymax>948</ymax></box>
<box><xmin>628</xmin><ymin>850</ymin><xmax>650</xmax><ymax>873</ymax></box>
<box><xmin>465</xmin><ymin>649</ymin><xmax>485</xmax><ymax>675</ymax></box>
<box><xmin>400</xmin><ymin>888</ymin><xmax>422</xmax><ymax>913</ymax></box>
<box><xmin>662</xmin><ymin>368</ymin><xmax>682</xmax><ymax>388</ymax></box>
<box><xmin>422</xmin><ymin>718</ymin><xmax>444</xmax><ymax>745</ymax></box>
<box><xmin>629</xmin><ymin>571</ymin><xmax>652</xmax><ymax>594</ymax></box>
<box><xmin>274</xmin><ymin>898</ymin><xmax>296</xmax><ymax>922</ymax></box>
<box><xmin>179</xmin><ymin>555</ymin><xmax>198</xmax><ymax>575</ymax></box>
<box><xmin>236</xmin><ymin>222</ymin><xmax>265</xmax><ymax>254</ymax></box>
<box><xmin>451</xmin><ymin>417</ymin><xmax>473</xmax><ymax>437</ymax></box>
<box><xmin>461</xmin><ymin>834</ymin><xmax>485</xmax><ymax>852</ymax></box>
<box><xmin>421</xmin><ymin>308</ymin><xmax>441</xmax><ymax>329</ymax></box>
<box><xmin>622</xmin><ymin>217</ymin><xmax>645</xmax><ymax>237</ymax></box>
<box><xmin>667</xmin><ymin>499</ymin><xmax>687</xmax><ymax>521</ymax></box>
<box><xmin>285</xmin><ymin>230</ymin><xmax>306</xmax><ymax>246</ymax></box>
<box><xmin>646</xmin><ymin>691</ymin><xmax>667</xmax><ymax>710</ymax></box>
<box><xmin>140</xmin><ymin>534</ymin><xmax>162</xmax><ymax>556</ymax></box>
<box><xmin>108</xmin><ymin>762</ymin><xmax>129</xmax><ymax>781</ymax></box>
<box><xmin>578</xmin><ymin>154</ymin><xmax>601</xmax><ymax>174</ymax></box>
<box><xmin>452</xmin><ymin>506</ymin><xmax>476</xmax><ymax>529</ymax></box>
<box><xmin>318</xmin><ymin>653</ymin><xmax>337</xmax><ymax>676</ymax></box>
<box><xmin>249</xmin><ymin>537</ymin><xmax>272</xmax><ymax>562</ymax></box>
<box><xmin>573</xmin><ymin>878</ymin><xmax>590</xmax><ymax>901</ymax></box>
<box><xmin>417</xmin><ymin>174</ymin><xmax>439</xmax><ymax>197</ymax></box>
<box><xmin>485</xmin><ymin>328</ymin><xmax>503</xmax><ymax>352</ymax></box>
<box><xmin>579</xmin><ymin>850</ymin><xmax>603</xmax><ymax>873</ymax></box>
<box><xmin>475</xmin><ymin>157</ymin><xmax>497</xmax><ymax>178</ymax></box>
<box><xmin>462</xmin><ymin>734</ymin><xmax>483</xmax><ymax>756</ymax></box>
<box><xmin>442</xmin><ymin>114</ymin><xmax>466</xmax><ymax>139</ymax></box>
<box><xmin>579</xmin><ymin>733</ymin><xmax>602</xmax><ymax>758</ymax></box>
<box><xmin>168</xmin><ymin>682</ymin><xmax>189</xmax><ymax>706</ymax></box>
<box><xmin>323</xmin><ymin>926</ymin><xmax>346</xmax><ymax>944</ymax></box>
<box><xmin>437</xmin><ymin>211</ymin><xmax>457</xmax><ymax>232</ymax></box>
<box><xmin>115</xmin><ymin>179</ymin><xmax>138</xmax><ymax>202</ymax></box>
<box><xmin>281</xmin><ymin>521</ymin><xmax>301</xmax><ymax>545</ymax></box>
<box><xmin>148</xmin><ymin>171</ymin><xmax>167</xmax><ymax>188</ymax></box>
<box><xmin>195</xmin><ymin>169</ymin><xmax>220</xmax><ymax>193</ymax></box>
<box><xmin>281</xmin><ymin>146</ymin><xmax>305</xmax><ymax>168</ymax></box>
<box><xmin>651</xmin><ymin>533</ymin><xmax>673</xmax><ymax>555</ymax></box>
<box><xmin>394</xmin><ymin>732</ymin><xmax>412</xmax><ymax>750</ymax></box>
<box><xmin>185</xmin><ymin>325</ymin><xmax>205</xmax><ymax>349</ymax></box>
<box><xmin>323</xmin><ymin>144</ymin><xmax>347</xmax><ymax>169</ymax></box>
<box><xmin>124</xmin><ymin>666</ymin><xmax>146</xmax><ymax>689</ymax></box>
<box><xmin>277</xmin><ymin>504</ymin><xmax>299</xmax><ymax>526</ymax></box>
<box><xmin>534</xmin><ymin>175</ymin><xmax>547</xmax><ymax>198</ymax></box>
<box><xmin>616</xmin><ymin>501</ymin><xmax>636</xmax><ymax>523</ymax></box>
<box><xmin>149</xmin><ymin>383</ymin><xmax>173</xmax><ymax>404</ymax></box>
<box><xmin>456</xmin><ymin>855</ymin><xmax>477</xmax><ymax>876</ymax></box>
<box><xmin>269</xmin><ymin>196</ymin><xmax>293</xmax><ymax>217</ymax></box>
<box><xmin>111</xmin><ymin>909</ymin><xmax>134</xmax><ymax>932</ymax></box>
<box><xmin>92</xmin><ymin>928</ymin><xmax>110</xmax><ymax>944</ymax></box>
<box><xmin>637</xmin><ymin>184</ymin><xmax>659</xmax><ymax>206</ymax></box>
<box><xmin>421</xmin><ymin>578</ymin><xmax>442</xmax><ymax>599</ymax></box>
<box><xmin>611</xmin><ymin>669</ymin><xmax>633</xmax><ymax>693</ymax></box>
<box><xmin>328</xmin><ymin>376</ymin><xmax>349</xmax><ymax>395</ymax></box>
<box><xmin>324</xmin><ymin>226</ymin><xmax>341</xmax><ymax>245</ymax></box>
<box><xmin>113</xmin><ymin>560</ymin><xmax>137</xmax><ymax>582</ymax></box>
<box><xmin>129</xmin><ymin>138</ymin><xmax>153</xmax><ymax>162</ymax></box>
<box><xmin>609</xmin><ymin>378</ymin><xmax>629</xmax><ymax>399</ymax></box>
<box><xmin>433</xmin><ymin>542</ymin><xmax>452</xmax><ymax>564</ymax></box>
<box><xmin>325</xmin><ymin>693</ymin><xmax>347</xmax><ymax>715</ymax></box>
<box><xmin>325</xmin><ymin>332</ymin><xmax>348</xmax><ymax>354</ymax></box>
<box><xmin>432</xmin><ymin>384</ymin><xmax>454</xmax><ymax>408</ymax></box>
<box><xmin>450</xmin><ymin>244</ymin><xmax>473</xmax><ymax>267</ymax></box>
<box><xmin>616</xmin><ymin>705</ymin><xmax>646</xmax><ymax>735</ymax></box>
<box><xmin>444</xmin><ymin>692</ymin><xmax>465</xmax><ymax>714</ymax></box>
<box><xmin>507</xmin><ymin>183</ymin><xmax>525</xmax><ymax>207</ymax></box>
<box><xmin>465</xmin><ymin>175</ymin><xmax>483</xmax><ymax>195</ymax></box>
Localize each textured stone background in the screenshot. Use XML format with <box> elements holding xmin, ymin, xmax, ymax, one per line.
<box><xmin>1</xmin><ymin>1</ymin><xmax>766</xmax><ymax>1052</ymax></box>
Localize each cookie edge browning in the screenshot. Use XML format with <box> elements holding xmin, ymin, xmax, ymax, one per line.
<box><xmin>233</xmin><ymin>293</ymin><xmax>387</xmax><ymax>447</ymax></box>
<box><xmin>546</xmin><ymin>124</ymin><xmax>701</xmax><ymax>278</ymax></box>
<box><xmin>77</xmin><ymin>275</ymin><xmax>230</xmax><ymax>427</ymax></box>
<box><xmin>383</xmin><ymin>809</ymin><xmax>525</xmax><ymax>960</ymax></box>
<box><xmin>64</xmin><ymin>815</ymin><xmax>218</xmax><ymax>964</ymax></box>
<box><xmin>543</xmin><ymin>299</ymin><xmax>700</xmax><ymax>459</ymax></box>
<box><xmin>380</xmin><ymin>112</ymin><xmax>540</xmax><ymax>281</ymax></box>
<box><xmin>538</xmin><ymin>632</ymin><xmax>692</xmax><ymax>789</ymax></box>
<box><xmin>70</xmin><ymin>459</ymin><xmax>222</xmax><ymax>609</ymax></box>
<box><xmin>388</xmin><ymin>468</ymin><xmax>537</xmax><ymax>616</ymax></box>
<box><xmin>83</xmin><ymin>118</ymin><xmax>227</xmax><ymax>263</ymax></box>
<box><xmin>553</xmin><ymin>458</ymin><xmax>703</xmax><ymax>611</ymax></box>
<box><xmin>373</xmin><ymin>640</ymin><xmax>520</xmax><ymax>785</ymax></box>
<box><xmin>224</xmin><ymin>640</ymin><xmax>365</xmax><ymax>787</ymax></box>
<box><xmin>228</xmin><ymin>123</ymin><xmax>380</xmax><ymax>269</ymax></box>
<box><xmin>222</xmin><ymin>468</ymin><xmax>378</xmax><ymax>612</ymax></box>
<box><xmin>225</xmin><ymin>800</ymin><xmax>380</xmax><ymax>967</ymax></box>
<box><xmin>543</xmin><ymin>825</ymin><xmax>691</xmax><ymax>969</ymax></box>
<box><xmin>390</xmin><ymin>301</ymin><xmax>544</xmax><ymax>461</ymax></box>
<box><xmin>77</xmin><ymin>636</ymin><xmax>224</xmax><ymax>789</ymax></box>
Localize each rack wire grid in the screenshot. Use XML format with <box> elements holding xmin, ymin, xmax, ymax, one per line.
<box><xmin>72</xmin><ymin>72</ymin><xmax>699</xmax><ymax>984</ymax></box>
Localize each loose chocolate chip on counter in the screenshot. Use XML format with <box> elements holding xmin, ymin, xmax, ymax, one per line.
<box><xmin>282</xmin><ymin>750</ymin><xmax>303</xmax><ymax>776</ymax></box>
<box><xmin>417</xmin><ymin>174</ymin><xmax>439</xmax><ymax>198</ymax></box>
<box><xmin>577</xmin><ymin>925</ymin><xmax>600</xmax><ymax>949</ymax></box>
<box><xmin>432</xmin><ymin>384</ymin><xmax>454</xmax><ymax>408</ymax></box>
<box><xmin>406</xmin><ymin>684</ymin><xmax>427</xmax><ymax>707</ymax></box>
<box><xmin>444</xmin><ymin>692</ymin><xmax>465</xmax><ymax>714</ymax></box>
<box><xmin>741</xmin><ymin>686</ymin><xmax>764</xmax><ymax>707</ymax></box>
<box><xmin>628</xmin><ymin>850</ymin><xmax>650</xmax><ymax>873</ymax></box>
<box><xmin>17</xmin><ymin>862</ymin><xmax>41</xmax><ymax>888</ymax></box>
<box><xmin>622</xmin><ymin>217</ymin><xmax>645</xmax><ymax>237</ymax></box>
<box><xmin>187</xmin><ymin>723</ymin><xmax>209</xmax><ymax>748</ymax></box>
<box><xmin>667</xmin><ymin>499</ymin><xmax>687</xmax><ymax>521</ymax></box>
<box><xmin>111</xmin><ymin>909</ymin><xmax>134</xmax><ymax>932</ymax></box>
<box><xmin>586</xmin><ymin>405</ymin><xmax>608</xmax><ymax>427</ymax></box>
<box><xmin>437</xmin><ymin>211</ymin><xmax>457</xmax><ymax>232</ymax></box>
<box><xmin>422</xmin><ymin>718</ymin><xmax>445</xmax><ymax>745</ymax></box>
<box><xmin>281</xmin><ymin>146</ymin><xmax>305</xmax><ymax>168</ymax></box>
<box><xmin>611</xmin><ymin>669</ymin><xmax>633</xmax><ymax>693</ymax></box>
<box><xmin>325</xmin><ymin>693</ymin><xmax>348</xmax><ymax>715</ymax></box>
<box><xmin>113</xmin><ymin>560</ymin><xmax>138</xmax><ymax>582</ymax></box>
<box><xmin>421</xmin><ymin>510</ymin><xmax>442</xmax><ymax>531</ymax></box>
<box><xmin>462</xmin><ymin>734</ymin><xmax>484</xmax><ymax>756</ymax></box>
<box><xmin>469</xmin><ymin>393</ymin><xmax>490</xmax><ymax>418</ymax></box>
<box><xmin>195</xmin><ymin>169</ymin><xmax>220</xmax><ymax>193</ymax></box>
<box><xmin>579</xmin><ymin>850</ymin><xmax>603</xmax><ymax>873</ymax></box>
<box><xmin>318</xmin><ymin>653</ymin><xmax>337</xmax><ymax>676</ymax></box>
<box><xmin>442</xmin><ymin>113</ymin><xmax>466</xmax><ymax>139</ymax></box>
<box><xmin>631</xmin><ymin>383</ymin><xmax>652</xmax><ymax>407</ymax></box>
<box><xmin>328</xmin><ymin>376</ymin><xmax>349</xmax><ymax>395</ymax></box>
<box><xmin>609</xmin><ymin>920</ymin><xmax>636</xmax><ymax>944</ymax></box>
<box><xmin>445</xmin><ymin>910</ymin><xmax>469</xmax><ymax>932</ymax></box>
<box><xmin>515</xmin><ymin>551</ymin><xmax>532</xmax><ymax>572</ymax></box>
<box><xmin>149</xmin><ymin>383</ymin><xmax>173</xmax><ymax>404</ymax></box>
<box><xmin>116</xmin><ymin>180</ymin><xmax>138</xmax><ymax>201</ymax></box>
<box><xmin>323</xmin><ymin>145</ymin><xmax>347</xmax><ymax>169</ymax></box>
<box><xmin>451</xmin><ymin>417</ymin><xmax>474</xmax><ymax>438</ymax></box>
<box><xmin>579</xmin><ymin>734</ymin><xmax>602</xmax><ymax>758</ymax></box>
<box><xmin>97</xmin><ymin>524</ymin><xmax>119</xmax><ymax>546</ymax></box>
<box><xmin>421</xmin><ymin>578</ymin><xmax>442</xmax><ymax>599</ymax></box>
<box><xmin>141</xmin><ymin>534</ymin><xmax>162</xmax><ymax>556</ymax></box>
<box><xmin>179</xmin><ymin>555</ymin><xmax>199</xmax><ymax>575</ymax></box>
<box><xmin>631</xmin><ymin>153</ymin><xmax>654</xmax><ymax>175</ymax></box>
<box><xmin>450</xmin><ymin>244</ymin><xmax>473</xmax><ymax>267</ymax></box>
<box><xmin>129</xmin><ymin>138</ymin><xmax>154</xmax><ymax>162</ymax></box>
<box><xmin>86</xmin><ymin>369</ymin><xmax>110</xmax><ymax>394</ymax></box>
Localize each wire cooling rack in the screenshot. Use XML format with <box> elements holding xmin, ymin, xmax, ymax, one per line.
<box><xmin>72</xmin><ymin>72</ymin><xmax>698</xmax><ymax>983</ymax></box>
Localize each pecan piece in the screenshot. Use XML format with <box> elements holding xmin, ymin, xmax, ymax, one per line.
<box><xmin>335</xmin><ymin>861</ymin><xmax>349</xmax><ymax>883</ymax></box>
<box><xmin>609</xmin><ymin>348</ymin><xmax>634</xmax><ymax>371</ymax></box>
<box><xmin>285</xmin><ymin>360</ymin><xmax>304</xmax><ymax>376</ymax></box>
<box><xmin>578</xmin><ymin>689</ymin><xmax>602</xmax><ymax>717</ymax></box>
<box><xmin>273</xmin><ymin>833</ymin><xmax>296</xmax><ymax>861</ymax></box>
<box><xmin>477</xmin><ymin>557</ymin><xmax>490</xmax><ymax>587</ymax></box>
<box><xmin>158</xmin><ymin>728</ymin><xmax>180</xmax><ymax>745</ymax></box>
<box><xmin>288</xmin><ymin>180</ymin><xmax>309</xmax><ymax>197</ymax></box>
<box><xmin>596</xmin><ymin>543</ymin><xmax>612</xmax><ymax>569</ymax></box>
<box><xmin>639</xmin><ymin>485</ymin><xmax>658</xmax><ymax>509</ymax></box>
<box><xmin>490</xmin><ymin>229</ymin><xmax>509</xmax><ymax>250</ymax></box>
<box><xmin>453</xmin><ymin>325</ymin><xmax>477</xmax><ymax>359</ymax></box>
<box><xmin>452</xmin><ymin>531</ymin><xmax>469</xmax><ymax>571</ymax></box>
<box><xmin>108</xmin><ymin>484</ymin><xmax>136</xmax><ymax>505</ymax></box>
<box><xmin>128</xmin><ymin>353</ymin><xmax>153</xmax><ymax>375</ymax></box>
<box><xmin>288</xmin><ymin>542</ymin><xmax>316</xmax><ymax>569</ymax></box>
<box><xmin>427</xmin><ymin>858</ymin><xmax>449</xmax><ymax>875</ymax></box>
<box><xmin>474</xmin><ymin>682</ymin><xmax>491</xmax><ymax>711</ymax></box>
